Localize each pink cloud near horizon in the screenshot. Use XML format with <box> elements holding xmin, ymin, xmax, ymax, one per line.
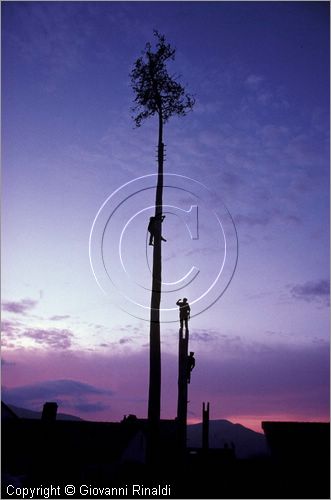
<box><xmin>2</xmin><ymin>340</ymin><xmax>329</xmax><ymax>433</ymax></box>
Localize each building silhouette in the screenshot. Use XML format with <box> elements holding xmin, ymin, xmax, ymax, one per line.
<box><xmin>2</xmin><ymin>402</ymin><xmax>330</xmax><ymax>499</ymax></box>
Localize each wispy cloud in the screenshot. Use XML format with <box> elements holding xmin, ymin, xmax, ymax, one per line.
<box><xmin>191</xmin><ymin>329</ymin><xmax>242</xmax><ymax>352</ymax></box>
<box><xmin>192</xmin><ymin>330</ymin><xmax>216</xmax><ymax>343</ymax></box>
<box><xmin>2</xmin><ymin>298</ymin><xmax>38</xmax><ymax>315</ymax></box>
<box><xmin>289</xmin><ymin>279</ymin><xmax>330</xmax><ymax>305</ymax></box>
<box><xmin>235</xmin><ymin>210</ymin><xmax>300</xmax><ymax>228</ymax></box>
<box><xmin>119</xmin><ymin>337</ymin><xmax>133</xmax><ymax>345</ymax></box>
<box><xmin>2</xmin><ymin>379</ymin><xmax>113</xmax><ymax>414</ymax></box>
<box><xmin>23</xmin><ymin>328</ymin><xmax>74</xmax><ymax>349</ymax></box>
<box><xmin>1</xmin><ymin>321</ymin><xmax>75</xmax><ymax>350</ymax></box>
<box><xmin>245</xmin><ymin>74</ymin><xmax>264</xmax><ymax>88</ymax></box>
<box><xmin>235</xmin><ymin>213</ymin><xmax>271</xmax><ymax>227</ymax></box>
<box><xmin>1</xmin><ymin>320</ymin><xmax>21</xmax><ymax>349</ymax></box>
<box><xmin>73</xmin><ymin>401</ymin><xmax>109</xmax><ymax>413</ymax></box>
<box><xmin>1</xmin><ymin>319</ymin><xmax>21</xmax><ymax>336</ymax></box>
<box><xmin>49</xmin><ymin>315</ymin><xmax>71</xmax><ymax>321</ymax></box>
<box><xmin>5</xmin><ymin>379</ymin><xmax>110</xmax><ymax>399</ymax></box>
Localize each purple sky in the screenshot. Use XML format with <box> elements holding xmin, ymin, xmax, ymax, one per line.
<box><xmin>2</xmin><ymin>1</ymin><xmax>329</xmax><ymax>432</ymax></box>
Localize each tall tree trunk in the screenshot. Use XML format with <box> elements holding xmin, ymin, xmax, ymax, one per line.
<box><xmin>147</xmin><ymin>110</ymin><xmax>163</xmax><ymax>460</ymax></box>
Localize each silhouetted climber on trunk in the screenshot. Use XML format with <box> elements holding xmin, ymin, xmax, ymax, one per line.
<box><xmin>148</xmin><ymin>215</ymin><xmax>167</xmax><ymax>246</ymax></box>
<box><xmin>176</xmin><ymin>298</ymin><xmax>190</xmax><ymax>332</ymax></box>
<box><xmin>187</xmin><ymin>351</ymin><xmax>195</xmax><ymax>383</ymax></box>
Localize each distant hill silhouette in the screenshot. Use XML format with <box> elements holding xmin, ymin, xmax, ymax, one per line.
<box><xmin>187</xmin><ymin>419</ymin><xmax>268</xmax><ymax>459</ymax></box>
<box><xmin>6</xmin><ymin>405</ymin><xmax>267</xmax><ymax>459</ymax></box>
<box><xmin>8</xmin><ymin>404</ymin><xmax>82</xmax><ymax>421</ymax></box>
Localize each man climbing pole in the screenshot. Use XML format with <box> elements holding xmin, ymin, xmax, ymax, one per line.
<box><xmin>148</xmin><ymin>215</ymin><xmax>167</xmax><ymax>246</ymax></box>
<box><xmin>176</xmin><ymin>297</ymin><xmax>191</xmax><ymax>332</ymax></box>
<box><xmin>187</xmin><ymin>351</ymin><xmax>195</xmax><ymax>383</ymax></box>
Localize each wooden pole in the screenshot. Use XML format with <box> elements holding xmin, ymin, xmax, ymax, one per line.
<box><xmin>177</xmin><ymin>326</ymin><xmax>189</xmax><ymax>455</ymax></box>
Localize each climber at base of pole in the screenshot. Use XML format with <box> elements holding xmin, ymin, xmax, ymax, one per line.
<box><xmin>176</xmin><ymin>297</ymin><xmax>191</xmax><ymax>332</ymax></box>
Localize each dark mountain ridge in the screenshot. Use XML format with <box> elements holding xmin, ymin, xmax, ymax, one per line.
<box><xmin>6</xmin><ymin>404</ymin><xmax>267</xmax><ymax>459</ymax></box>
<box><xmin>187</xmin><ymin>419</ymin><xmax>268</xmax><ymax>458</ymax></box>
<box><xmin>7</xmin><ymin>404</ymin><xmax>82</xmax><ymax>421</ymax></box>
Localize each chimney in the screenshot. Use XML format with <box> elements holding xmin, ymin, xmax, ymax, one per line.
<box><xmin>202</xmin><ymin>402</ymin><xmax>210</xmax><ymax>450</ymax></box>
<box><xmin>41</xmin><ymin>402</ymin><xmax>58</xmax><ymax>422</ymax></box>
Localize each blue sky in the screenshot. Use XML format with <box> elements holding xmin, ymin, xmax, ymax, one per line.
<box><xmin>1</xmin><ymin>1</ymin><xmax>329</xmax><ymax>431</ymax></box>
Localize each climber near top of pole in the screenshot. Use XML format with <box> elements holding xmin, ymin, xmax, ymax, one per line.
<box><xmin>148</xmin><ymin>214</ymin><xmax>167</xmax><ymax>246</ymax></box>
